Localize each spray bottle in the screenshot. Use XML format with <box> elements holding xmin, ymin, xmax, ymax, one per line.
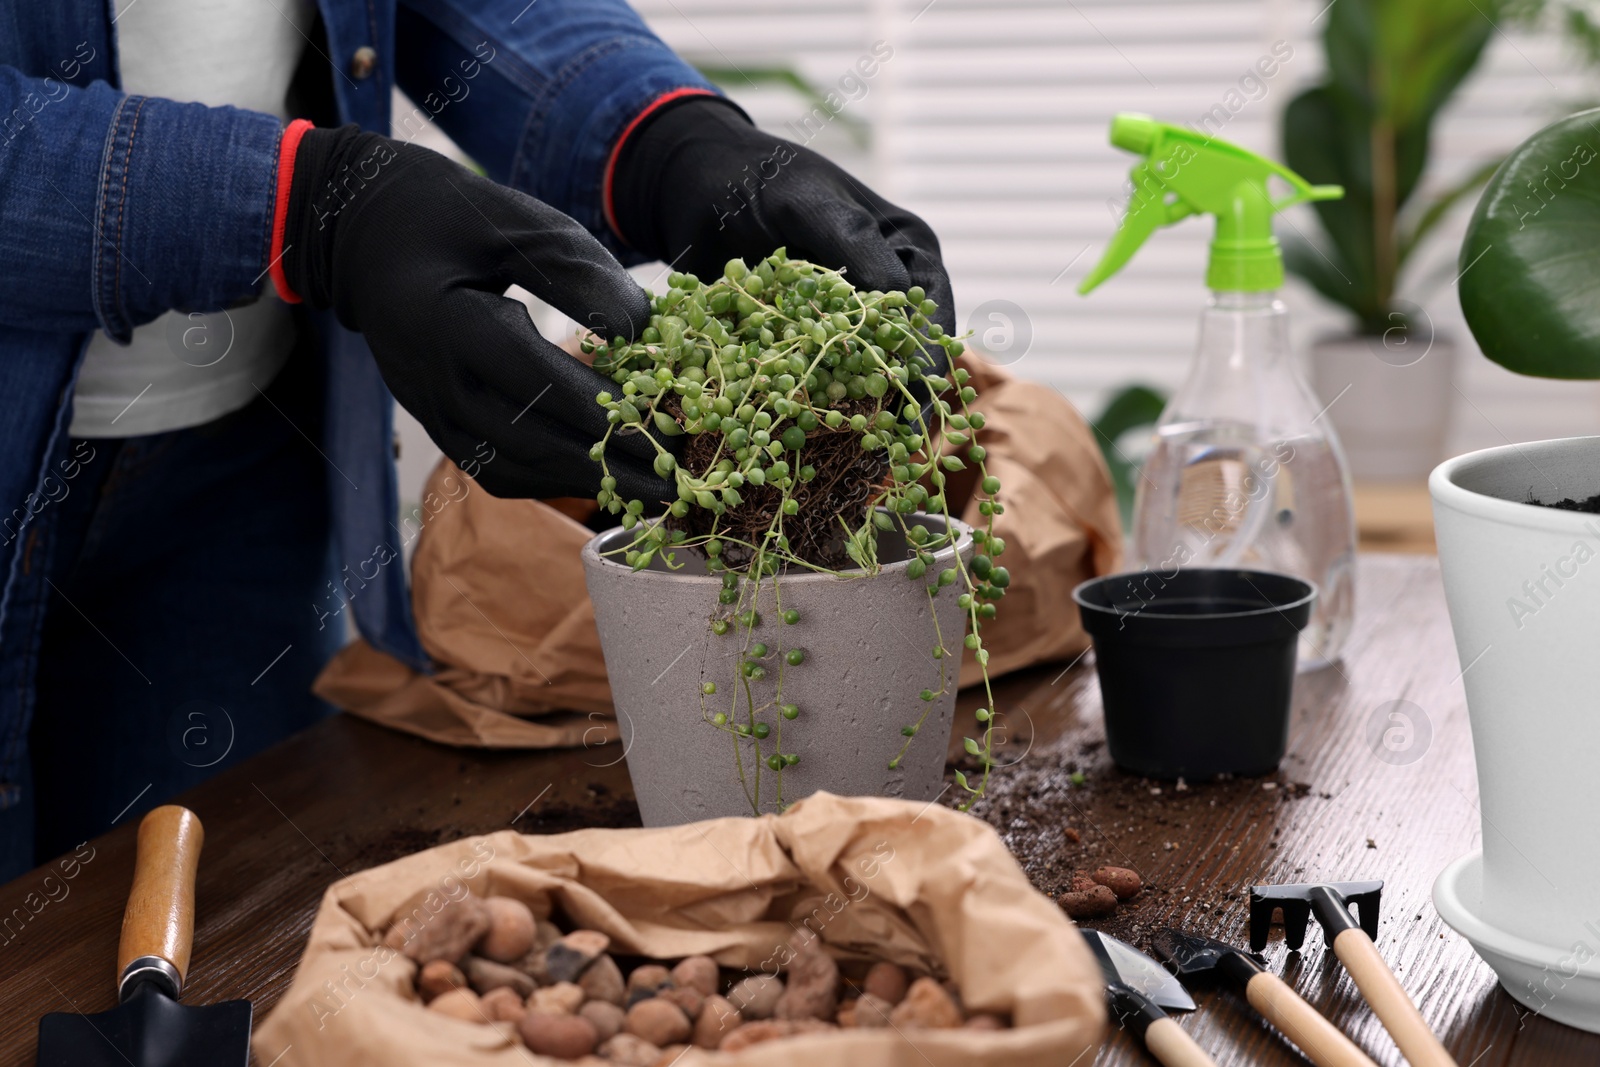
<box><xmin>1080</xmin><ymin>113</ymin><xmax>1356</xmax><ymax>668</ymax></box>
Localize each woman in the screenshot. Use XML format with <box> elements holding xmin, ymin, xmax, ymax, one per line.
<box><xmin>0</xmin><ymin>0</ymin><xmax>953</xmax><ymax>880</ymax></box>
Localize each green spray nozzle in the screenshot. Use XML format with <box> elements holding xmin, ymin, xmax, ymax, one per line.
<box><xmin>1078</xmin><ymin>113</ymin><xmax>1343</xmax><ymax>295</ymax></box>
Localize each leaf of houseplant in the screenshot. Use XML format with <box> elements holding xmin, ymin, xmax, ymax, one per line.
<box><xmin>1284</xmin><ymin>86</ymin><xmax>1382</xmax><ymax>328</ymax></box>
<box><xmin>1458</xmin><ymin>108</ymin><xmax>1600</xmax><ymax>379</ymax></box>
<box><xmin>1324</xmin><ymin>0</ymin><xmax>1493</xmax><ymax>211</ymax></box>
<box><xmin>1285</xmin><ymin>0</ymin><xmax>1496</xmax><ymax>331</ymax></box>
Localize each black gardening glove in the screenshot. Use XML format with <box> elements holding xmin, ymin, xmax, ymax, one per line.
<box><xmin>611</xmin><ymin>97</ymin><xmax>956</xmax><ymax>356</ymax></box>
<box><xmin>282</xmin><ymin>125</ymin><xmax>671</xmax><ymax>502</ymax></box>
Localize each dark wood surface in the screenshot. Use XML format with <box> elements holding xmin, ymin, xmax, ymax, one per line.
<box><xmin>0</xmin><ymin>554</ymin><xmax>1589</xmax><ymax>1065</ymax></box>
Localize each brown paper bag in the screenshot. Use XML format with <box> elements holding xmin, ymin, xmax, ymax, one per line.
<box><xmin>252</xmin><ymin>793</ymin><xmax>1105</xmax><ymax>1066</ymax></box>
<box><xmin>944</xmin><ymin>357</ymin><xmax>1123</xmax><ymax>685</ymax></box>
<box><xmin>315</xmin><ymin>356</ymin><xmax>1122</xmax><ymax>746</ymax></box>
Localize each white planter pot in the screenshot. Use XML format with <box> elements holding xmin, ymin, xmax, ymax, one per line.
<box><xmin>1312</xmin><ymin>334</ymin><xmax>1455</xmax><ymax>482</ymax></box>
<box><xmin>1430</xmin><ymin>436</ymin><xmax>1600</xmax><ymax>1031</ymax></box>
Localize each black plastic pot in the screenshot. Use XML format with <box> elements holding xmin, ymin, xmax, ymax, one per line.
<box><xmin>1073</xmin><ymin>568</ymin><xmax>1316</xmax><ymax>778</ymax></box>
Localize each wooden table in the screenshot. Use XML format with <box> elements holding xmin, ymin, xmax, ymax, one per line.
<box><xmin>0</xmin><ymin>554</ymin><xmax>1591</xmax><ymax>1065</ymax></box>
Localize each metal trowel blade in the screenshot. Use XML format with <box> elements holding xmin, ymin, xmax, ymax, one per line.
<box><xmin>37</xmin><ymin>982</ymin><xmax>251</xmax><ymax>1067</ymax></box>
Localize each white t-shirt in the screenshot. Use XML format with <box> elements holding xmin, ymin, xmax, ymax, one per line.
<box><xmin>70</xmin><ymin>0</ymin><xmax>315</xmax><ymax>438</ymax></box>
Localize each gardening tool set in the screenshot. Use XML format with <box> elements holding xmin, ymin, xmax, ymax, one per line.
<box><xmin>1091</xmin><ymin>878</ymin><xmax>1459</xmax><ymax>1066</ymax></box>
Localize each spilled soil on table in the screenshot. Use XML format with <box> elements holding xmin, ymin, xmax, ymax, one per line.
<box><xmin>337</xmin><ymin>779</ymin><xmax>641</xmax><ymax>875</ymax></box>
<box><xmin>945</xmin><ymin>720</ymin><xmax>1321</xmax><ymax>952</ymax></box>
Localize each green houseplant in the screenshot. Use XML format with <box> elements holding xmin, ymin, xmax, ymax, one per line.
<box><xmin>1429</xmin><ymin>108</ymin><xmax>1600</xmax><ymax>1032</ymax></box>
<box><xmin>1282</xmin><ymin>0</ymin><xmax>1503</xmax><ymax>480</ymax></box>
<box><xmin>577</xmin><ymin>250</ymin><xmax>1007</xmax><ymax>825</ymax></box>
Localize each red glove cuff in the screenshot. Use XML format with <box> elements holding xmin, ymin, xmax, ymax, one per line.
<box><xmin>269</xmin><ymin>118</ymin><xmax>315</xmax><ymax>304</ymax></box>
<box><xmin>603</xmin><ymin>88</ymin><xmax>717</xmax><ymax>245</ymax></box>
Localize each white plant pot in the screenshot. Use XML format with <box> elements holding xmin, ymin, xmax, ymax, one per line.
<box><xmin>1430</xmin><ymin>436</ymin><xmax>1600</xmax><ymax>1031</ymax></box>
<box><xmin>1312</xmin><ymin>334</ymin><xmax>1455</xmax><ymax>482</ymax></box>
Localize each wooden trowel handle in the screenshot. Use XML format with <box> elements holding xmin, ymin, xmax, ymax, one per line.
<box><xmin>116</xmin><ymin>805</ymin><xmax>204</xmax><ymax>1000</ymax></box>
<box><xmin>1145</xmin><ymin>1017</ymin><xmax>1219</xmax><ymax>1067</ymax></box>
<box><xmin>1246</xmin><ymin>971</ymin><xmax>1379</xmax><ymax>1067</ymax></box>
<box><xmin>1333</xmin><ymin>927</ymin><xmax>1459</xmax><ymax>1067</ymax></box>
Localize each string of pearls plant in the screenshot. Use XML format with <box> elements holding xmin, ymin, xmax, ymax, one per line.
<box><xmin>585</xmin><ymin>249</ymin><xmax>1010</xmax><ymax>814</ymax></box>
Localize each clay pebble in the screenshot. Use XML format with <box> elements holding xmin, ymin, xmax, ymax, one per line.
<box><xmin>1058</xmin><ymin>884</ymin><xmax>1118</xmax><ymax>919</ymax></box>
<box><xmin>599</xmin><ymin>1033</ymin><xmax>663</xmax><ymax>1066</ymax></box>
<box><xmin>386</xmin><ymin>893</ymin><xmax>491</xmax><ymax>965</ymax></box>
<box><xmin>463</xmin><ymin>955</ymin><xmax>536</xmax><ymax>997</ymax></box>
<box><xmin>862</xmin><ymin>961</ymin><xmax>909</xmax><ymax>1005</ymax></box>
<box><xmin>624</xmin><ymin>997</ymin><xmax>692</xmax><ymax>1046</ymax></box>
<box><xmin>519</xmin><ymin>1011</ymin><xmax>599</xmax><ymax>1060</ymax></box>
<box><xmin>727</xmin><ymin>974</ymin><xmax>782</xmax><ymax>1019</ymax></box>
<box><xmin>774</xmin><ymin>931</ymin><xmax>838</xmax><ymax>1020</ymax></box>
<box><xmin>417</xmin><ymin>959</ymin><xmax>466</xmax><ymax>1002</ymax></box>
<box><xmin>889</xmin><ymin>977</ymin><xmax>963</xmax><ymax>1030</ymax></box>
<box><xmin>1091</xmin><ymin>865</ymin><xmax>1143</xmax><ymax>900</ymax></box>
<box><xmin>477</xmin><ymin>897</ymin><xmax>538</xmax><ymax>963</ymax></box>
<box><xmin>427</xmin><ymin>987</ymin><xmax>484</xmax><ymax>1023</ymax></box>
<box><xmin>578</xmin><ymin>954</ymin><xmax>627</xmax><ymax>1006</ymax></box>
<box><xmin>579</xmin><ymin>1000</ymin><xmax>626</xmax><ymax>1043</ymax></box>
<box><xmin>692</xmin><ymin>994</ymin><xmax>742</xmax><ymax>1048</ymax></box>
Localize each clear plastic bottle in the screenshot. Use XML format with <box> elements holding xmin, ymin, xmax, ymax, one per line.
<box><xmin>1130</xmin><ymin>290</ymin><xmax>1356</xmax><ymax>668</ymax></box>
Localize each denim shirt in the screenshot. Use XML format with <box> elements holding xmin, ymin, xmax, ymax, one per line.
<box><xmin>0</xmin><ymin>0</ymin><xmax>714</xmax><ymax>800</ymax></box>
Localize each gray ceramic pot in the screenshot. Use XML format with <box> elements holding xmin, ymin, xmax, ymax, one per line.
<box><xmin>582</xmin><ymin>511</ymin><xmax>974</xmax><ymax>826</ymax></box>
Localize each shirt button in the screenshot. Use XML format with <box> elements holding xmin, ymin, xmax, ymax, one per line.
<box><xmin>350</xmin><ymin>46</ymin><xmax>378</xmax><ymax>80</ymax></box>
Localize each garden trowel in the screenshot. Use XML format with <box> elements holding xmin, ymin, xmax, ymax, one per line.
<box><xmin>1153</xmin><ymin>926</ymin><xmax>1378</xmax><ymax>1067</ymax></box>
<box><xmin>36</xmin><ymin>805</ymin><xmax>250</xmax><ymax>1066</ymax></box>
<box><xmin>1082</xmin><ymin>930</ymin><xmax>1217</xmax><ymax>1067</ymax></box>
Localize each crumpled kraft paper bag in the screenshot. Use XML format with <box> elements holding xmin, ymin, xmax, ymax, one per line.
<box><xmin>315</xmin><ymin>356</ymin><xmax>1122</xmax><ymax>747</ymax></box>
<box><xmin>252</xmin><ymin>793</ymin><xmax>1105</xmax><ymax>1067</ymax></box>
